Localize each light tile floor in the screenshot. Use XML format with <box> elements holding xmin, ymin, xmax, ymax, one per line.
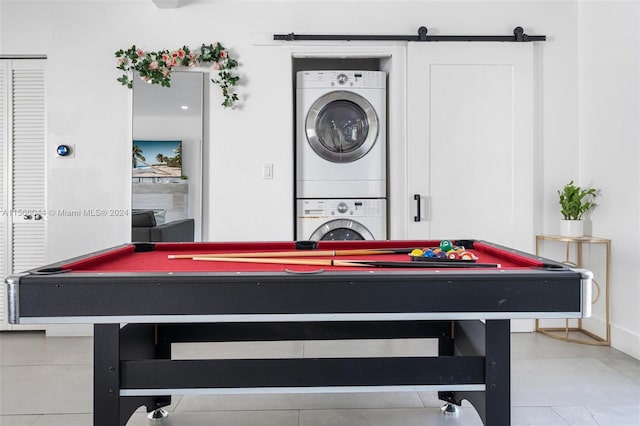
<box><xmin>0</xmin><ymin>331</ymin><xmax>638</xmax><ymax>426</ymax></box>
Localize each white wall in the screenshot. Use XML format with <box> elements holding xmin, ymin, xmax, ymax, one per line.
<box><xmin>577</xmin><ymin>1</ymin><xmax>640</xmax><ymax>358</ymax></box>
<box><xmin>1</xmin><ymin>0</ymin><xmax>638</xmax><ymax>357</ymax></box>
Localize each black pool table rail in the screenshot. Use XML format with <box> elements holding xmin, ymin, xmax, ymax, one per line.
<box><xmin>7</xmin><ymin>267</ymin><xmax>591</xmax><ymax>324</ymax></box>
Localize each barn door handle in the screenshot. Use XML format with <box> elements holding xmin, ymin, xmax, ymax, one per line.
<box><xmin>414</xmin><ymin>194</ymin><xmax>421</xmax><ymax>222</ymax></box>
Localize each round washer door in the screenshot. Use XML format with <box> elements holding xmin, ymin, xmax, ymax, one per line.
<box><xmin>310</xmin><ymin>219</ymin><xmax>374</xmax><ymax>241</ymax></box>
<box><xmin>305</xmin><ymin>91</ymin><xmax>379</xmax><ymax>163</ymax></box>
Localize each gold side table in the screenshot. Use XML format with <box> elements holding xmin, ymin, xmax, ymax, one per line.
<box><xmin>535</xmin><ymin>235</ymin><xmax>611</xmax><ymax>345</ymax></box>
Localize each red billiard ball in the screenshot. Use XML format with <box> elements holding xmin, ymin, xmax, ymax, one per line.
<box><xmin>460</xmin><ymin>251</ymin><xmax>475</xmax><ymax>261</ymax></box>
<box><xmin>447</xmin><ymin>251</ymin><xmax>460</xmax><ymax>260</ymax></box>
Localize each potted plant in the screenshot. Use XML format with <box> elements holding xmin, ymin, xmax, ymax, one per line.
<box><xmin>558</xmin><ymin>180</ymin><xmax>598</xmax><ymax>237</ymax></box>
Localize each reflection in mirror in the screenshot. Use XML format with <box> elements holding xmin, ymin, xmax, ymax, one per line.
<box><xmin>132</xmin><ymin>71</ymin><xmax>204</xmax><ymax>242</ymax></box>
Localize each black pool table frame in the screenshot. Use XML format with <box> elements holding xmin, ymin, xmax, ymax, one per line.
<box><xmin>6</xmin><ymin>241</ymin><xmax>592</xmax><ymax>426</ymax></box>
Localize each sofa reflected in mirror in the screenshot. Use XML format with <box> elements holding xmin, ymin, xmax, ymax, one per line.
<box><xmin>132</xmin><ymin>210</ymin><xmax>194</xmax><ymax>242</ymax></box>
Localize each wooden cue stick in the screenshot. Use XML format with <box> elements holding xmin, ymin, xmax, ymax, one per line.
<box><xmin>192</xmin><ymin>256</ymin><xmax>339</xmax><ymax>266</ymax></box>
<box><xmin>168</xmin><ymin>248</ymin><xmax>408</xmax><ymax>260</ymax></box>
<box><xmin>191</xmin><ymin>256</ymin><xmax>500</xmax><ymax>268</ymax></box>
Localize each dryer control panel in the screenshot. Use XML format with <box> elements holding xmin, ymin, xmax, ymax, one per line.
<box><xmin>299</xmin><ymin>199</ymin><xmax>385</xmax><ymax>218</ymax></box>
<box><xmin>297</xmin><ymin>70</ymin><xmax>386</xmax><ymax>89</ymax></box>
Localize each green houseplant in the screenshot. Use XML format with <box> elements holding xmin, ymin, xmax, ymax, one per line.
<box><xmin>557</xmin><ymin>180</ymin><xmax>598</xmax><ymax>237</ymax></box>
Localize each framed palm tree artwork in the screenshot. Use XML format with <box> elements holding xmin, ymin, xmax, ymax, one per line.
<box><xmin>132</xmin><ymin>140</ymin><xmax>182</xmax><ymax>178</ymax></box>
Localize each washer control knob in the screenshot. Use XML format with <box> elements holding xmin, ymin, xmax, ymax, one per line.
<box><xmin>336</xmin><ymin>73</ymin><xmax>348</xmax><ymax>85</ymax></box>
<box><xmin>337</xmin><ymin>202</ymin><xmax>349</xmax><ymax>214</ymax></box>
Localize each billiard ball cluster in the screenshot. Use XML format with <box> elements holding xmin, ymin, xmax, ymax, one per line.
<box><xmin>409</xmin><ymin>240</ymin><xmax>478</xmax><ymax>261</ymax></box>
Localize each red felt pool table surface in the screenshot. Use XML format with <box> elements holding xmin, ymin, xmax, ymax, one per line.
<box><xmin>61</xmin><ymin>239</ymin><xmax>544</xmax><ymax>273</ymax></box>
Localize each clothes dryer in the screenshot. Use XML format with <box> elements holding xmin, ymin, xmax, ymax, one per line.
<box><xmin>297</xmin><ymin>198</ymin><xmax>386</xmax><ymax>241</ymax></box>
<box><xmin>296</xmin><ymin>70</ymin><xmax>386</xmax><ymax>198</ymax></box>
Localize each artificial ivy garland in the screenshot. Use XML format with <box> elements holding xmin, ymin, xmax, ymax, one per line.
<box><xmin>115</xmin><ymin>43</ymin><xmax>239</xmax><ymax>107</ymax></box>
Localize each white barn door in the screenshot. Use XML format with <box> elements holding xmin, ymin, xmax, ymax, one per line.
<box><xmin>407</xmin><ymin>43</ymin><xmax>535</xmax><ymax>253</ymax></box>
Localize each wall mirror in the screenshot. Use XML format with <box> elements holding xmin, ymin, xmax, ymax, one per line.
<box><xmin>132</xmin><ymin>71</ymin><xmax>205</xmax><ymax>241</ymax></box>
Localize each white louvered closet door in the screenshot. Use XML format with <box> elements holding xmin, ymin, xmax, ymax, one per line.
<box><xmin>10</xmin><ymin>60</ymin><xmax>46</xmax><ymax>272</ymax></box>
<box><xmin>0</xmin><ymin>59</ymin><xmax>46</xmax><ymax>330</ymax></box>
<box><xmin>0</xmin><ymin>61</ymin><xmax>7</xmax><ymax>329</ymax></box>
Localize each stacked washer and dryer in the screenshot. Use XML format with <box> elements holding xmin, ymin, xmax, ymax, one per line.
<box><xmin>296</xmin><ymin>70</ymin><xmax>387</xmax><ymax>241</ymax></box>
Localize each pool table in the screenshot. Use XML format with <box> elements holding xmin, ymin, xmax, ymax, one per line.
<box><xmin>6</xmin><ymin>239</ymin><xmax>592</xmax><ymax>426</ymax></box>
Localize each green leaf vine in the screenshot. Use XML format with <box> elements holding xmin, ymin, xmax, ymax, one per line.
<box><xmin>115</xmin><ymin>43</ymin><xmax>239</xmax><ymax>107</ymax></box>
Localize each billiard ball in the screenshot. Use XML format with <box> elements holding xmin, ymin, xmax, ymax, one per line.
<box><xmin>440</xmin><ymin>240</ymin><xmax>453</xmax><ymax>252</ymax></box>
<box><xmin>423</xmin><ymin>249</ymin><xmax>435</xmax><ymax>258</ymax></box>
<box><xmin>410</xmin><ymin>249</ymin><xmax>424</xmax><ymax>257</ymax></box>
<box><xmin>460</xmin><ymin>251</ymin><xmax>475</xmax><ymax>261</ymax></box>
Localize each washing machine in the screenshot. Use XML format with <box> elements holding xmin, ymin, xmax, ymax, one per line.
<box><xmin>296</xmin><ymin>70</ymin><xmax>387</xmax><ymax>199</ymax></box>
<box><xmin>297</xmin><ymin>198</ymin><xmax>386</xmax><ymax>241</ymax></box>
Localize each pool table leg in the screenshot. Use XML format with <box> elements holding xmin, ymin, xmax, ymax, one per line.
<box><xmin>438</xmin><ymin>319</ymin><xmax>511</xmax><ymax>426</ymax></box>
<box><xmin>93</xmin><ymin>324</ymin><xmax>171</xmax><ymax>426</ymax></box>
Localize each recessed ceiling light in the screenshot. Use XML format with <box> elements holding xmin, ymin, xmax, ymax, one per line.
<box><xmin>181</xmin><ymin>105</ymin><xmax>189</xmax><ymax>110</ymax></box>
